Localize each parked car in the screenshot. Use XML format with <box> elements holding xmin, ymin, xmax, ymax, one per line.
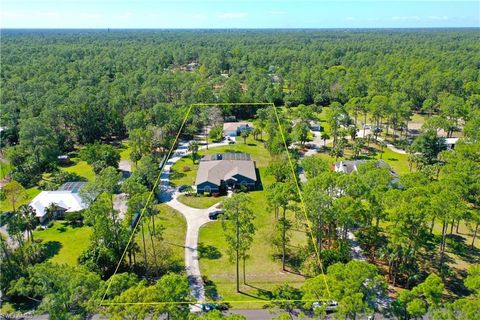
<box><xmin>178</xmin><ymin>185</ymin><xmax>192</xmax><ymax>192</ymax></box>
<box><xmin>209</xmin><ymin>210</ymin><xmax>225</xmax><ymax>220</ymax></box>
<box><xmin>312</xmin><ymin>300</ymin><xmax>338</xmax><ymax>313</ymax></box>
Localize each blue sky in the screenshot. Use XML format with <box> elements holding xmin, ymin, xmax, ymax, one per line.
<box><xmin>1</xmin><ymin>1</ymin><xmax>479</xmax><ymax>29</ymax></box>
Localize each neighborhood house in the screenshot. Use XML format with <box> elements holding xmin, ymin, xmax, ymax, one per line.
<box><xmin>223</xmin><ymin>122</ymin><xmax>253</xmax><ymax>137</ymax></box>
<box><xmin>29</xmin><ymin>182</ymin><xmax>88</xmax><ymax>223</ymax></box>
<box><xmin>334</xmin><ymin>159</ymin><xmax>398</xmax><ymax>177</ymax></box>
<box><xmin>195</xmin><ymin>153</ymin><xmax>257</xmax><ymax>194</ymax></box>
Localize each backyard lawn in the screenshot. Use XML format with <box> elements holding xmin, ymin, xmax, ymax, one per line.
<box><xmin>0</xmin><ymin>186</ymin><xmax>41</xmax><ymax>212</ymax></box>
<box><xmin>60</xmin><ymin>157</ymin><xmax>95</xmax><ymax>182</ymax></box>
<box><xmin>33</xmin><ymin>221</ymin><xmax>92</xmax><ymax>266</ymax></box>
<box><xmin>177</xmin><ymin>194</ymin><xmax>224</xmax><ymax>209</ymax></box>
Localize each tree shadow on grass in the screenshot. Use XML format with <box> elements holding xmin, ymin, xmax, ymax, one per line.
<box><xmin>43</xmin><ymin>241</ymin><xmax>62</xmax><ymax>260</ymax></box>
<box><xmin>198</xmin><ymin>243</ymin><xmax>222</xmax><ymax>259</ymax></box>
<box><xmin>170</xmin><ymin>170</ymin><xmax>186</xmax><ymax>181</ymax></box>
<box><xmin>446</xmin><ymin>234</ymin><xmax>480</xmax><ymax>264</ymax></box>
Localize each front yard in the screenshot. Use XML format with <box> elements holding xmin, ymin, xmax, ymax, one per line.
<box><xmin>177</xmin><ymin>194</ymin><xmax>225</xmax><ymax>209</ymax></box>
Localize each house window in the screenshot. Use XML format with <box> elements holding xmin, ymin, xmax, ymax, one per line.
<box><xmin>240</xmin><ymin>181</ymin><xmax>248</xmax><ymax>186</ymax></box>
<box><xmin>204</xmin><ymin>186</ymin><xmax>211</xmax><ymax>193</ymax></box>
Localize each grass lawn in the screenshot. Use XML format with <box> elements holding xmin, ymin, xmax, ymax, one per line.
<box><xmin>372</xmin><ymin>144</ymin><xmax>410</xmax><ymax>175</ymax></box>
<box><xmin>170</xmin><ymin>155</ymin><xmax>198</xmax><ymax>187</ymax></box>
<box><xmin>60</xmin><ymin>157</ymin><xmax>95</xmax><ymax>182</ymax></box>
<box><xmin>0</xmin><ymin>186</ymin><xmax>41</xmax><ymax>212</ymax></box>
<box><xmin>199</xmin><ymin>190</ymin><xmax>306</xmax><ymax>309</ymax></box>
<box><xmin>119</xmin><ymin>140</ymin><xmax>132</xmax><ymax>161</ymax></box>
<box><xmin>33</xmin><ymin>221</ymin><xmax>92</xmax><ymax>266</ymax></box>
<box><xmin>135</xmin><ymin>204</ymin><xmax>186</xmax><ymax>269</ymax></box>
<box><xmin>177</xmin><ymin>194</ymin><xmax>224</xmax><ymax>209</ymax></box>
<box><xmin>0</xmin><ymin>162</ymin><xmax>13</xmax><ymax>180</ymax></box>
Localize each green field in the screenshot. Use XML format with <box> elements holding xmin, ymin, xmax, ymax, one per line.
<box><xmin>60</xmin><ymin>157</ymin><xmax>95</xmax><ymax>182</ymax></box>
<box><xmin>33</xmin><ymin>222</ymin><xmax>92</xmax><ymax>266</ymax></box>
<box><xmin>177</xmin><ymin>194</ymin><xmax>224</xmax><ymax>209</ymax></box>
<box><xmin>0</xmin><ymin>186</ymin><xmax>41</xmax><ymax>212</ymax></box>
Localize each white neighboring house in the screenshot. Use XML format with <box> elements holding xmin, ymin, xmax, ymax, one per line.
<box><xmin>445</xmin><ymin>137</ymin><xmax>459</xmax><ymax>150</ymax></box>
<box><xmin>29</xmin><ymin>182</ymin><xmax>88</xmax><ymax>223</ymax></box>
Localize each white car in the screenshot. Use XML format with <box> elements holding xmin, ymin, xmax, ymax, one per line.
<box><xmin>312</xmin><ymin>300</ymin><xmax>338</xmax><ymax>313</ymax></box>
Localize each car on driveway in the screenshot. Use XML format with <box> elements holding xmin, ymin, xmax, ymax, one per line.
<box><xmin>208</xmin><ymin>210</ymin><xmax>225</xmax><ymax>220</ymax></box>
<box><xmin>178</xmin><ymin>185</ymin><xmax>192</xmax><ymax>192</ymax></box>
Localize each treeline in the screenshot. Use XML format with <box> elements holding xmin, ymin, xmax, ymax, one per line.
<box><xmin>1</xmin><ymin>30</ymin><xmax>479</xmax><ymax>187</ymax></box>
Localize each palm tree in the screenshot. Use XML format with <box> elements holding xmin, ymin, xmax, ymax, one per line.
<box><xmin>45</xmin><ymin>203</ymin><xmax>58</xmax><ymax>224</ymax></box>
<box><xmin>19</xmin><ymin>205</ymin><xmax>38</xmax><ymax>242</ymax></box>
<box><xmin>379</xmin><ymin>141</ymin><xmax>387</xmax><ymax>159</ymax></box>
<box><xmin>187</xmin><ymin>141</ymin><xmax>199</xmax><ymax>164</ymax></box>
<box><xmin>320</xmin><ymin>132</ymin><xmax>330</xmax><ymax>148</ymax></box>
<box><xmin>241</xmin><ymin>130</ymin><xmax>250</xmax><ymax>144</ymax></box>
<box><xmin>252</xmin><ymin>128</ymin><xmax>261</xmax><ymax>141</ymax></box>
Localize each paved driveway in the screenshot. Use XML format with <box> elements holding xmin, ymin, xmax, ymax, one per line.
<box><xmin>158</xmin><ymin>139</ymin><xmax>229</xmax><ymax>304</ymax></box>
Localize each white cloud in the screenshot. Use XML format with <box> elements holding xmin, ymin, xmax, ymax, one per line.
<box><xmin>427</xmin><ymin>15</ymin><xmax>449</xmax><ymax>21</ymax></box>
<box><xmin>217</xmin><ymin>12</ymin><xmax>248</xmax><ymax>19</ymax></box>
<box><xmin>391</xmin><ymin>16</ymin><xmax>421</xmax><ymax>21</ymax></box>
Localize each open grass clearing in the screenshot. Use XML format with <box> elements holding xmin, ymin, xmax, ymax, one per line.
<box><xmin>59</xmin><ymin>157</ymin><xmax>95</xmax><ymax>182</ymax></box>
<box><xmin>177</xmin><ymin>194</ymin><xmax>224</xmax><ymax>209</ymax></box>
<box><xmin>33</xmin><ymin>221</ymin><xmax>92</xmax><ymax>266</ymax></box>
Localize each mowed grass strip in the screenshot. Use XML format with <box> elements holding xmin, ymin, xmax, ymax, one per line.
<box><xmin>177</xmin><ymin>195</ymin><xmax>224</xmax><ymax>209</ymax></box>
<box><xmin>33</xmin><ymin>221</ymin><xmax>92</xmax><ymax>266</ymax></box>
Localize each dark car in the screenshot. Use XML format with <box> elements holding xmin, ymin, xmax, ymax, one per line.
<box><xmin>208</xmin><ymin>210</ymin><xmax>225</xmax><ymax>220</ymax></box>
<box><xmin>178</xmin><ymin>185</ymin><xmax>192</xmax><ymax>192</ymax></box>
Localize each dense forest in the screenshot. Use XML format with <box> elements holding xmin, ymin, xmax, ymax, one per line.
<box><xmin>1</xmin><ymin>29</ymin><xmax>479</xmax><ymax>319</ymax></box>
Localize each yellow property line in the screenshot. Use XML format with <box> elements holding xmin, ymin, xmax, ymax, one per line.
<box><xmin>100</xmin><ymin>299</ymin><xmax>329</xmax><ymax>306</ymax></box>
<box><xmin>100</xmin><ymin>102</ymin><xmax>330</xmax><ymax>306</ymax></box>
<box><xmin>99</xmin><ymin>104</ymin><xmax>194</xmax><ymax>306</ymax></box>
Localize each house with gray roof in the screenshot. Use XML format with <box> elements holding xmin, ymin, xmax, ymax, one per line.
<box><xmin>195</xmin><ymin>153</ymin><xmax>257</xmax><ymax>194</ymax></box>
